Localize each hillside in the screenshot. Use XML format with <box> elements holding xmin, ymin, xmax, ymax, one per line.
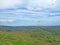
<box><xmin>40</xmin><ymin>26</ymin><xmax>60</xmax><ymax>34</ymax></box>
<box><xmin>0</xmin><ymin>27</ymin><xmax>60</xmax><ymax>45</ymax></box>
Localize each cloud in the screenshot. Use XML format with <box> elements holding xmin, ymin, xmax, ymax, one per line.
<box><xmin>26</xmin><ymin>0</ymin><xmax>56</xmax><ymax>10</ymax></box>
<box><xmin>54</xmin><ymin>0</ymin><xmax>60</xmax><ymax>10</ymax></box>
<box><xmin>0</xmin><ymin>0</ymin><xmax>24</xmax><ymax>9</ymax></box>
<box><xmin>0</xmin><ymin>19</ymin><xmax>15</xmax><ymax>22</ymax></box>
<box><xmin>0</xmin><ymin>0</ymin><xmax>58</xmax><ymax>9</ymax></box>
<box><xmin>0</xmin><ymin>0</ymin><xmax>60</xmax><ymax>26</ymax></box>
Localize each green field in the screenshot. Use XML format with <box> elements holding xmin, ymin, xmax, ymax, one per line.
<box><xmin>0</xmin><ymin>26</ymin><xmax>60</xmax><ymax>45</ymax></box>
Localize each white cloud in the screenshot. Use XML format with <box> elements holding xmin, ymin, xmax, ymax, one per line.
<box><xmin>0</xmin><ymin>19</ymin><xmax>15</xmax><ymax>22</ymax></box>
<box><xmin>0</xmin><ymin>0</ymin><xmax>60</xmax><ymax>26</ymax></box>
<box><xmin>0</xmin><ymin>0</ymin><xmax>24</xmax><ymax>9</ymax></box>
<box><xmin>50</xmin><ymin>13</ymin><xmax>60</xmax><ymax>15</ymax></box>
<box><xmin>54</xmin><ymin>0</ymin><xmax>60</xmax><ymax>10</ymax></box>
<box><xmin>0</xmin><ymin>14</ymin><xmax>60</xmax><ymax>22</ymax></box>
<box><xmin>27</xmin><ymin>0</ymin><xmax>56</xmax><ymax>10</ymax></box>
<box><xmin>0</xmin><ymin>0</ymin><xmax>58</xmax><ymax>9</ymax></box>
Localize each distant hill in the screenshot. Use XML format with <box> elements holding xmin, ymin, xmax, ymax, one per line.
<box><xmin>40</xmin><ymin>26</ymin><xmax>60</xmax><ymax>34</ymax></box>
<box><xmin>0</xmin><ymin>26</ymin><xmax>60</xmax><ymax>34</ymax></box>
<box><xmin>0</xmin><ymin>26</ymin><xmax>40</xmax><ymax>32</ymax></box>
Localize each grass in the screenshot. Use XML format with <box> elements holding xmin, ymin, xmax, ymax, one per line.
<box><xmin>0</xmin><ymin>28</ymin><xmax>60</xmax><ymax>45</ymax></box>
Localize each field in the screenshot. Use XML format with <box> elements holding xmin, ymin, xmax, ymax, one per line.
<box><xmin>0</xmin><ymin>26</ymin><xmax>60</xmax><ymax>45</ymax></box>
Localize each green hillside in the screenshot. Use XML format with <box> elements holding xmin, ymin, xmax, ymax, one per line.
<box><xmin>0</xmin><ymin>28</ymin><xmax>60</xmax><ymax>45</ymax></box>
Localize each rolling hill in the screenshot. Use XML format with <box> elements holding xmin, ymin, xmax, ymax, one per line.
<box><xmin>0</xmin><ymin>26</ymin><xmax>60</xmax><ymax>45</ymax></box>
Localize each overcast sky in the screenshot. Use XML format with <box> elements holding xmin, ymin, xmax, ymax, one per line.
<box><xmin>0</xmin><ymin>0</ymin><xmax>60</xmax><ymax>26</ymax></box>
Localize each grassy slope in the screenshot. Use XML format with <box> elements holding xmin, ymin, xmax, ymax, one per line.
<box><xmin>0</xmin><ymin>31</ymin><xmax>40</xmax><ymax>45</ymax></box>
<box><xmin>0</xmin><ymin>28</ymin><xmax>60</xmax><ymax>45</ymax></box>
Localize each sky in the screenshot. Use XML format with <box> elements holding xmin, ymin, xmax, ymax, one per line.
<box><xmin>0</xmin><ymin>0</ymin><xmax>60</xmax><ymax>26</ymax></box>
